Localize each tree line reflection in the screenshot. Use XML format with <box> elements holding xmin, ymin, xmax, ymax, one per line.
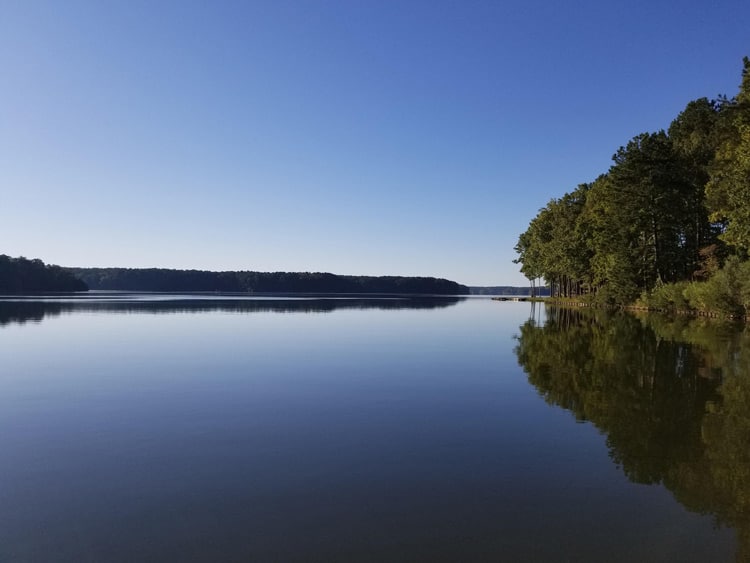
<box><xmin>515</xmin><ymin>307</ymin><xmax>750</xmax><ymax>561</ymax></box>
<box><xmin>0</xmin><ymin>296</ymin><xmax>465</xmax><ymax>327</ymax></box>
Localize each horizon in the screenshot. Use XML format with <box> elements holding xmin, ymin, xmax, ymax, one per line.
<box><xmin>3</xmin><ymin>1</ymin><xmax>749</xmax><ymax>286</ymax></box>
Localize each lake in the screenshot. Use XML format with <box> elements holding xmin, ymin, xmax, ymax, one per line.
<box><xmin>0</xmin><ymin>294</ymin><xmax>747</xmax><ymax>562</ymax></box>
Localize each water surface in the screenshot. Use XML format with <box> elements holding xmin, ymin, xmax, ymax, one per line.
<box><xmin>0</xmin><ymin>295</ymin><xmax>745</xmax><ymax>561</ymax></box>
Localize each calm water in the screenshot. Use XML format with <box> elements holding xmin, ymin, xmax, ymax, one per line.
<box><xmin>1</xmin><ymin>294</ymin><xmax>747</xmax><ymax>562</ymax></box>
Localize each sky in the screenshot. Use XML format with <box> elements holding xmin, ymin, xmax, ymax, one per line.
<box><xmin>1</xmin><ymin>1</ymin><xmax>749</xmax><ymax>286</ymax></box>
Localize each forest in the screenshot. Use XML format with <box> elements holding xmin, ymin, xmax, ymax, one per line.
<box><xmin>0</xmin><ymin>255</ymin><xmax>88</xmax><ymax>293</ymax></box>
<box><xmin>514</xmin><ymin>57</ymin><xmax>750</xmax><ymax>315</ymax></box>
<box><xmin>68</xmin><ymin>267</ymin><xmax>469</xmax><ymax>295</ymax></box>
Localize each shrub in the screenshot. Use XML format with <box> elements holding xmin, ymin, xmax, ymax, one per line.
<box><xmin>684</xmin><ymin>259</ymin><xmax>745</xmax><ymax>317</ymax></box>
<box><xmin>640</xmin><ymin>281</ymin><xmax>692</xmax><ymax>312</ymax></box>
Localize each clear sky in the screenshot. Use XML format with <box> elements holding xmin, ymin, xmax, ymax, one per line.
<box><xmin>2</xmin><ymin>0</ymin><xmax>749</xmax><ymax>286</ymax></box>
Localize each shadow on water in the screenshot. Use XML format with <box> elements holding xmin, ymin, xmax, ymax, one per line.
<box><xmin>514</xmin><ymin>306</ymin><xmax>750</xmax><ymax>562</ymax></box>
<box><xmin>0</xmin><ymin>293</ymin><xmax>466</xmax><ymax>326</ymax></box>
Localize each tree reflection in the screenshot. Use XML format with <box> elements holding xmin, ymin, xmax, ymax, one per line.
<box><xmin>515</xmin><ymin>307</ymin><xmax>750</xmax><ymax>561</ymax></box>
<box><xmin>0</xmin><ymin>295</ymin><xmax>465</xmax><ymax>326</ymax></box>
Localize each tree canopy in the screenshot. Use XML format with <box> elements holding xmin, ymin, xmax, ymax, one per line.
<box><xmin>515</xmin><ymin>58</ymin><xmax>750</xmax><ymax>305</ymax></box>
<box><xmin>0</xmin><ymin>255</ymin><xmax>87</xmax><ymax>293</ymax></box>
<box><xmin>69</xmin><ymin>267</ymin><xmax>469</xmax><ymax>295</ymax></box>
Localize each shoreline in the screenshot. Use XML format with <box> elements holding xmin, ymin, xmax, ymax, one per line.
<box><xmin>495</xmin><ymin>296</ymin><xmax>749</xmax><ymax>321</ymax></box>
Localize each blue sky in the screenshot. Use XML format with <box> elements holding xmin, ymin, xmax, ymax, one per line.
<box><xmin>2</xmin><ymin>0</ymin><xmax>749</xmax><ymax>286</ymax></box>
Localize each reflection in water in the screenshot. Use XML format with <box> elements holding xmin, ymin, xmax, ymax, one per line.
<box><xmin>0</xmin><ymin>298</ymin><xmax>740</xmax><ymax>561</ymax></box>
<box><xmin>514</xmin><ymin>307</ymin><xmax>750</xmax><ymax>561</ymax></box>
<box><xmin>0</xmin><ymin>294</ymin><xmax>465</xmax><ymax>326</ymax></box>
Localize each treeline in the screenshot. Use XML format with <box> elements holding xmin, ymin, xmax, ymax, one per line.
<box><xmin>69</xmin><ymin>267</ymin><xmax>469</xmax><ymax>295</ymax></box>
<box><xmin>515</xmin><ymin>57</ymin><xmax>750</xmax><ymax>311</ymax></box>
<box><xmin>0</xmin><ymin>255</ymin><xmax>88</xmax><ymax>293</ymax></box>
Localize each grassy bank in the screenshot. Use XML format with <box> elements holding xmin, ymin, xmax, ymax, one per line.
<box><xmin>528</xmin><ymin>259</ymin><xmax>750</xmax><ymax>320</ymax></box>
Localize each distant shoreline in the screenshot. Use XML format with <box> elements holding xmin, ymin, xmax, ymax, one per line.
<box><xmin>67</xmin><ymin>266</ymin><xmax>470</xmax><ymax>295</ymax></box>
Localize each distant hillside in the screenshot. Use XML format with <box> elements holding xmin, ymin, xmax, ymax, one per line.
<box><xmin>0</xmin><ymin>255</ymin><xmax>88</xmax><ymax>293</ymax></box>
<box><xmin>469</xmin><ymin>286</ymin><xmax>550</xmax><ymax>296</ymax></box>
<box><xmin>68</xmin><ymin>267</ymin><xmax>469</xmax><ymax>295</ymax></box>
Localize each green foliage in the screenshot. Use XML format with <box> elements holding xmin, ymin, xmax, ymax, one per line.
<box><xmin>638</xmin><ymin>281</ymin><xmax>691</xmax><ymax>312</ymax></box>
<box><xmin>514</xmin><ymin>184</ymin><xmax>592</xmax><ymax>297</ymax></box>
<box><xmin>682</xmin><ymin>256</ymin><xmax>747</xmax><ymax>317</ymax></box>
<box><xmin>513</xmin><ymin>59</ymin><xmax>750</xmax><ymax>307</ymax></box>
<box><xmin>636</xmin><ymin>255</ymin><xmax>750</xmax><ymax>317</ymax></box>
<box><xmin>706</xmin><ymin>58</ymin><xmax>750</xmax><ymax>252</ymax></box>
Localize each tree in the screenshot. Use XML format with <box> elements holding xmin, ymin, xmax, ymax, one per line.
<box><xmin>668</xmin><ymin>98</ymin><xmax>725</xmax><ymax>275</ymax></box>
<box><xmin>513</xmin><ymin>184</ymin><xmax>592</xmax><ymax>298</ymax></box>
<box><xmin>706</xmin><ymin>57</ymin><xmax>750</xmax><ymax>253</ymax></box>
<box><xmin>513</xmin><ymin>230</ymin><xmax>543</xmax><ymax>296</ymax></box>
<box><xmin>0</xmin><ymin>255</ymin><xmax>88</xmax><ymax>292</ymax></box>
<box><xmin>513</xmin><ymin>57</ymin><xmax>750</xmax><ymax>307</ymax></box>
